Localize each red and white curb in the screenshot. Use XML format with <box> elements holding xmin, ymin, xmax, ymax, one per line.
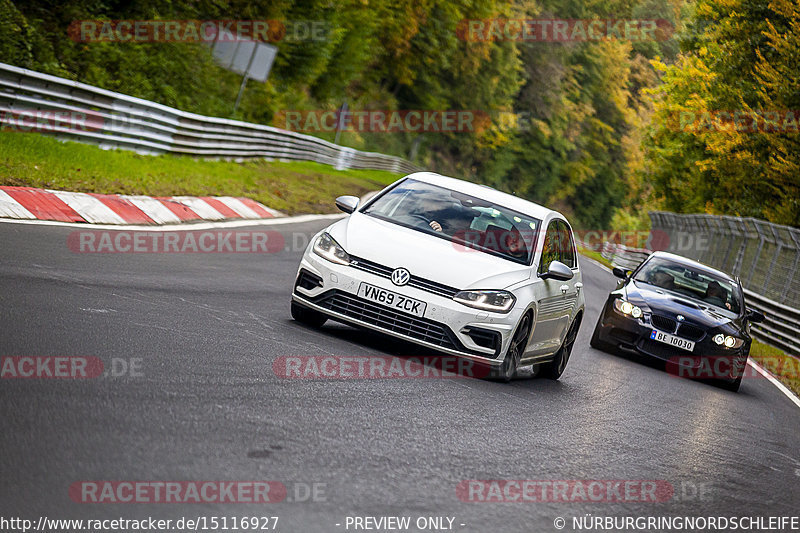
<box><xmin>0</xmin><ymin>187</ymin><xmax>283</xmax><ymax>225</ymax></box>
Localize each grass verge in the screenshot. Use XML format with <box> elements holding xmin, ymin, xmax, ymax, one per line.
<box><xmin>578</xmin><ymin>244</ymin><xmax>613</xmax><ymax>269</ymax></box>
<box><xmin>0</xmin><ymin>131</ymin><xmax>401</xmax><ymax>215</ymax></box>
<box><xmin>749</xmin><ymin>340</ymin><xmax>800</xmax><ymax>398</ymax></box>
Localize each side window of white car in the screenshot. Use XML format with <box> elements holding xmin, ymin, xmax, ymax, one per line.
<box><xmin>558</xmin><ymin>221</ymin><xmax>576</xmax><ymax>269</ymax></box>
<box><xmin>539</xmin><ymin>221</ymin><xmax>561</xmax><ymax>274</ymax></box>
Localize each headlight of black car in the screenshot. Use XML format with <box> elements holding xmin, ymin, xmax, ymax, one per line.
<box><xmin>613</xmin><ymin>298</ymin><xmax>644</xmax><ymax>319</ymax></box>
<box><xmin>712</xmin><ymin>333</ymin><xmax>744</xmax><ymax>349</ymax></box>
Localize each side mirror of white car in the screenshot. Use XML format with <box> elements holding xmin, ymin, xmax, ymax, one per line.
<box><xmin>541</xmin><ymin>260</ymin><xmax>574</xmax><ymax>281</ymax></box>
<box><xmin>335</xmin><ymin>195</ymin><xmax>360</xmax><ymax>214</ymax></box>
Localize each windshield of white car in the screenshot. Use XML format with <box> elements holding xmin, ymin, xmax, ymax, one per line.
<box><xmin>633</xmin><ymin>257</ymin><xmax>742</xmax><ymax>314</ymax></box>
<box><xmin>362</xmin><ymin>179</ymin><xmax>541</xmax><ymax>265</ymax></box>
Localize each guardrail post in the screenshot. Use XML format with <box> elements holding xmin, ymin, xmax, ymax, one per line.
<box><xmin>730</xmin><ymin>217</ymin><xmax>743</xmax><ymax>277</ymax></box>
<box><xmin>784</xmin><ymin>229</ymin><xmax>800</xmax><ymax>305</ymax></box>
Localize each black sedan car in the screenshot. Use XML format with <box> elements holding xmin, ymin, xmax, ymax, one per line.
<box><xmin>590</xmin><ymin>251</ymin><xmax>765</xmax><ymax>391</ymax></box>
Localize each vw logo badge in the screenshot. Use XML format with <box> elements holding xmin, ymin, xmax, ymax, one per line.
<box><xmin>391</xmin><ymin>268</ymin><xmax>410</xmax><ymax>286</ymax></box>
<box><xmin>677</xmin><ymin>315</ymin><xmax>685</xmax><ymax>322</ymax></box>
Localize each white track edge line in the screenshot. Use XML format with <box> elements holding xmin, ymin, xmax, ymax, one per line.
<box><xmin>747</xmin><ymin>359</ymin><xmax>800</xmax><ymax>408</ymax></box>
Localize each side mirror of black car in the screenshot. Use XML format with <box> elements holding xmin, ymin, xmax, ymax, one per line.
<box><xmin>612</xmin><ymin>266</ymin><xmax>629</xmax><ymax>279</ymax></box>
<box><xmin>746</xmin><ymin>308</ymin><xmax>766</xmax><ymax>323</ymax></box>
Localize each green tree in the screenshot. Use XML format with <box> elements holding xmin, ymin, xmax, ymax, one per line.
<box><xmin>644</xmin><ymin>0</ymin><xmax>800</xmax><ymax>226</ymax></box>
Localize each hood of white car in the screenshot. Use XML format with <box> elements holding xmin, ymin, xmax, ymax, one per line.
<box><xmin>327</xmin><ymin>212</ymin><xmax>532</xmax><ymax>290</ymax></box>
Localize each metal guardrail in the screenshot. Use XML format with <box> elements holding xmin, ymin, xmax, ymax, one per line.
<box><xmin>649</xmin><ymin>211</ymin><xmax>800</xmax><ymax>308</ymax></box>
<box><xmin>601</xmin><ymin>240</ymin><xmax>800</xmax><ymax>358</ymax></box>
<box><xmin>0</xmin><ymin>62</ymin><xmax>422</xmax><ymax>174</ymax></box>
<box><xmin>741</xmin><ymin>289</ymin><xmax>800</xmax><ymax>358</ymax></box>
<box><xmin>600</xmin><ymin>241</ymin><xmax>651</xmax><ymax>272</ymax></box>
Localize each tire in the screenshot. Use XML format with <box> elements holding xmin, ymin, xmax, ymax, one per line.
<box><xmin>720</xmin><ymin>354</ymin><xmax>746</xmax><ymax>392</ymax></box>
<box><xmin>589</xmin><ymin>311</ymin><xmax>615</xmax><ymax>353</ymax></box>
<box><xmin>492</xmin><ymin>314</ymin><xmax>532</xmax><ymax>383</ymax></box>
<box><xmin>291</xmin><ymin>300</ymin><xmax>327</xmax><ymax>328</ymax></box>
<box><xmin>543</xmin><ymin>316</ymin><xmax>580</xmax><ymax>380</ymax></box>
<box><xmin>720</xmin><ymin>375</ymin><xmax>742</xmax><ymax>392</ymax></box>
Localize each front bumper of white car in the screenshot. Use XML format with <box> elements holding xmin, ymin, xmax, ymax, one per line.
<box><xmin>291</xmin><ymin>248</ymin><xmax>525</xmax><ymax>367</ymax></box>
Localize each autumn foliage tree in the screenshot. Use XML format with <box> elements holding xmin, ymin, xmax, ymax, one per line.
<box><xmin>644</xmin><ymin>0</ymin><xmax>800</xmax><ymax>226</ymax></box>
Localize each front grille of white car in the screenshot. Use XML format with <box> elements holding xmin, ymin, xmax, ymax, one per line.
<box><xmin>297</xmin><ymin>289</ymin><xmax>501</xmax><ymax>359</ymax></box>
<box><xmin>348</xmin><ymin>256</ymin><xmax>460</xmax><ymax>298</ymax></box>
<box><xmin>313</xmin><ymin>290</ymin><xmax>459</xmax><ymax>350</ymax></box>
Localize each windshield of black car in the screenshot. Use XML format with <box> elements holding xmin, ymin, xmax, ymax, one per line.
<box><xmin>634</xmin><ymin>257</ymin><xmax>742</xmax><ymax>314</ymax></box>
<box><xmin>361</xmin><ymin>179</ymin><xmax>541</xmax><ymax>265</ymax></box>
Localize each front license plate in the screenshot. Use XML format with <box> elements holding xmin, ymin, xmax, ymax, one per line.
<box><xmin>650</xmin><ymin>329</ymin><xmax>695</xmax><ymax>352</ymax></box>
<box><xmin>357</xmin><ymin>282</ymin><xmax>427</xmax><ymax>317</ymax></box>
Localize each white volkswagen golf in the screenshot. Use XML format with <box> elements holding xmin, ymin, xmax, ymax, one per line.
<box><xmin>291</xmin><ymin>172</ymin><xmax>585</xmax><ymax>381</ymax></box>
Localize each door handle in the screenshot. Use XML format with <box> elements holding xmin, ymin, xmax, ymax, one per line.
<box><xmin>560</xmin><ymin>284</ymin><xmax>569</xmax><ymax>295</ymax></box>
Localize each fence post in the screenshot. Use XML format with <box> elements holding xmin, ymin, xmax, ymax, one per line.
<box><xmin>745</xmin><ymin>219</ymin><xmax>765</xmax><ymax>287</ymax></box>
<box><xmin>784</xmin><ymin>229</ymin><xmax>800</xmax><ymax>305</ymax></box>
<box><xmin>762</xmin><ymin>223</ymin><xmax>783</xmax><ymax>295</ymax></box>
<box><xmin>730</xmin><ymin>217</ymin><xmax>747</xmax><ymax>279</ymax></box>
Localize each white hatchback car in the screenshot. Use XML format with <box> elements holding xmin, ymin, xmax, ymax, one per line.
<box><xmin>291</xmin><ymin>172</ymin><xmax>585</xmax><ymax>381</ymax></box>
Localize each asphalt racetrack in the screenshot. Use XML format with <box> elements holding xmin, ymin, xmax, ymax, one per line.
<box><xmin>1</xmin><ymin>218</ymin><xmax>799</xmax><ymax>532</ymax></box>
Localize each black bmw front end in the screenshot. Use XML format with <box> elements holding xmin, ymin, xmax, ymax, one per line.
<box><xmin>590</xmin><ymin>255</ymin><xmax>760</xmax><ymax>391</ymax></box>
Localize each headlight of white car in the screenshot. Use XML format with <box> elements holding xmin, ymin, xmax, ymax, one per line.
<box><xmin>313</xmin><ymin>232</ymin><xmax>350</xmax><ymax>265</ymax></box>
<box><xmin>453</xmin><ymin>290</ymin><xmax>516</xmax><ymax>313</ymax></box>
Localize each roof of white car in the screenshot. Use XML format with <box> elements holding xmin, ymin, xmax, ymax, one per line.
<box><xmin>403</xmin><ymin>172</ymin><xmax>558</xmax><ymax>222</ymax></box>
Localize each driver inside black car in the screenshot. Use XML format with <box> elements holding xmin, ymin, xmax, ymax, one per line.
<box><xmin>705</xmin><ymin>280</ymin><xmax>731</xmax><ymax>310</ymax></box>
